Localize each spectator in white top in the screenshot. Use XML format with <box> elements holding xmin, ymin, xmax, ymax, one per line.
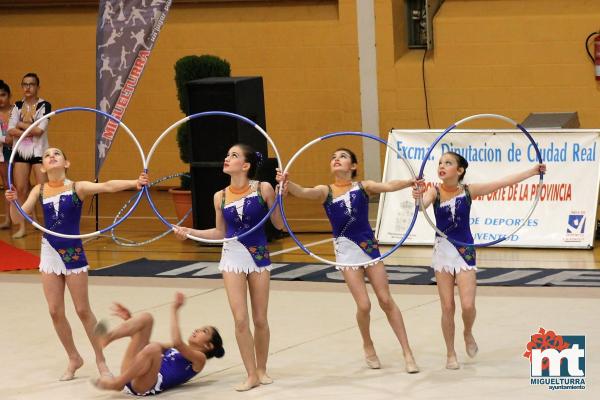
<box><xmin>0</xmin><ymin>79</ymin><xmax>14</xmax><ymax>229</ymax></box>
<box><xmin>7</xmin><ymin>73</ymin><xmax>51</xmax><ymax>238</ymax></box>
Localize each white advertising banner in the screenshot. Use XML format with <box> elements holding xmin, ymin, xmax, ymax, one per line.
<box><xmin>375</xmin><ymin>130</ymin><xmax>600</xmax><ymax>249</ymax></box>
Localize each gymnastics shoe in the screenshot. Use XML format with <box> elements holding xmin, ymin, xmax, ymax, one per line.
<box><xmin>234</xmin><ymin>379</ymin><xmax>260</xmax><ymax>392</ymax></box>
<box><xmin>259</xmin><ymin>373</ymin><xmax>274</xmax><ymax>385</ymax></box>
<box><xmin>365</xmin><ymin>354</ymin><xmax>381</xmax><ymax>369</ymax></box>
<box><xmin>466</xmin><ymin>338</ymin><xmax>479</xmax><ymax>358</ymax></box>
<box><xmin>446</xmin><ymin>356</ymin><xmax>460</xmax><ymax>370</ymax></box>
<box><xmin>59</xmin><ymin>372</ymin><xmax>76</xmax><ymax>381</ymax></box>
<box><xmin>405</xmin><ymin>357</ymin><xmax>420</xmax><ymax>374</ymax></box>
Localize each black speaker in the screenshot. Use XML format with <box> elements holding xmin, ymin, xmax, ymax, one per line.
<box><xmin>186</xmin><ymin>77</ymin><xmax>267</xmax><ymax>162</ymax></box>
<box><xmin>190</xmin><ymin>165</ymin><xmax>230</xmax><ymax>231</ymax></box>
<box><xmin>186</xmin><ymin>77</ymin><xmax>268</xmax><ymax>230</ymax></box>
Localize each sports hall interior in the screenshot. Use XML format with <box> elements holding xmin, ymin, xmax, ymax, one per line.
<box><xmin>1</xmin><ymin>1</ymin><xmax>599</xmax><ymax>399</ymax></box>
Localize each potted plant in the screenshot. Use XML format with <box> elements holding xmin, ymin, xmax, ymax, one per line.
<box><xmin>170</xmin><ymin>55</ymin><xmax>231</xmax><ymax>227</ymax></box>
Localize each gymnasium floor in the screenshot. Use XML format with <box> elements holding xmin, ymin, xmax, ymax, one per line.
<box><xmin>1</xmin><ymin>190</ymin><xmax>599</xmax><ymax>399</ymax></box>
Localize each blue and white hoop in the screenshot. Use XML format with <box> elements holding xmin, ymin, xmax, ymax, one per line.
<box><xmin>7</xmin><ymin>106</ymin><xmax>146</xmax><ymax>239</ymax></box>
<box><xmin>110</xmin><ymin>172</ymin><xmax>192</xmax><ymax>247</ymax></box>
<box><xmin>279</xmin><ymin>131</ymin><xmax>419</xmax><ymax>267</ymax></box>
<box><xmin>417</xmin><ymin>113</ymin><xmax>544</xmax><ymax>247</ymax></box>
<box><xmin>144</xmin><ymin>111</ymin><xmax>283</xmax><ymax>243</ymax></box>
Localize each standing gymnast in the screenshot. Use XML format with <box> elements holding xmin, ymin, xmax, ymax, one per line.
<box><xmin>92</xmin><ymin>292</ymin><xmax>225</xmax><ymax>395</ymax></box>
<box><xmin>173</xmin><ymin>143</ymin><xmax>284</xmax><ymax>391</ymax></box>
<box><xmin>277</xmin><ymin>148</ymin><xmax>419</xmax><ymax>373</ymax></box>
<box><xmin>412</xmin><ymin>151</ymin><xmax>545</xmax><ymax>369</ymax></box>
<box><xmin>7</xmin><ymin>73</ymin><xmax>51</xmax><ymax>238</ymax></box>
<box><xmin>0</xmin><ymin>79</ymin><xmax>14</xmax><ymax>228</ymax></box>
<box><xmin>5</xmin><ymin>147</ymin><xmax>148</xmax><ymax>380</ymax></box>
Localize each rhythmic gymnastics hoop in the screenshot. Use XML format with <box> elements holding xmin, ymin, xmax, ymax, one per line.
<box><xmin>7</xmin><ymin>106</ymin><xmax>146</xmax><ymax>239</ymax></box>
<box><xmin>145</xmin><ymin>111</ymin><xmax>283</xmax><ymax>243</ymax></box>
<box><xmin>416</xmin><ymin>113</ymin><xmax>544</xmax><ymax>247</ymax></box>
<box><xmin>110</xmin><ymin>172</ymin><xmax>192</xmax><ymax>247</ymax></box>
<box><xmin>278</xmin><ymin>131</ymin><xmax>420</xmax><ymax>267</ymax></box>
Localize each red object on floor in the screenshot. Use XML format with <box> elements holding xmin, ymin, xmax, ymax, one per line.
<box><xmin>0</xmin><ymin>239</ymin><xmax>40</xmax><ymax>271</ymax></box>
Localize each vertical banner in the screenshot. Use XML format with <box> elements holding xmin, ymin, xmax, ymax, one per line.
<box><xmin>95</xmin><ymin>0</ymin><xmax>172</xmax><ymax>177</ymax></box>
<box><xmin>375</xmin><ymin>130</ymin><xmax>600</xmax><ymax>249</ymax></box>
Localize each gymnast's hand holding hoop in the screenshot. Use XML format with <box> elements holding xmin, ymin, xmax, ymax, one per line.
<box><xmin>6</xmin><ymin>107</ymin><xmax>147</xmax><ymax>239</ymax></box>
<box><xmin>466</xmin><ymin>163</ymin><xmax>546</xmax><ymax>198</ymax></box>
<box><xmin>4</xmin><ymin>187</ymin><xmax>18</xmax><ymax>202</ymax></box>
<box><xmin>4</xmin><ymin>186</ymin><xmax>34</xmax><ymax>237</ymax></box>
<box><xmin>415</xmin><ymin>113</ymin><xmax>545</xmax><ymax>247</ymax></box>
<box><xmin>277</xmin><ymin>131</ymin><xmax>420</xmax><ymax>268</ymax></box>
<box><xmin>172</xmin><ymin>192</ymin><xmax>227</xmax><ymax>242</ymax></box>
<box><xmin>173</xmin><ymin>225</ymin><xmax>192</xmax><ymax>241</ymax></box>
<box><xmin>275</xmin><ymin>169</ymin><xmax>289</xmax><ymax>196</ymax></box>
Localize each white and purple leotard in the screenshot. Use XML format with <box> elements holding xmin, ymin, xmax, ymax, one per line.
<box><xmin>219</xmin><ymin>181</ymin><xmax>271</xmax><ymax>274</ymax></box>
<box><xmin>431</xmin><ymin>184</ymin><xmax>477</xmax><ymax>274</ymax></box>
<box><xmin>38</xmin><ymin>181</ymin><xmax>88</xmax><ymax>275</ymax></box>
<box><xmin>124</xmin><ymin>348</ymin><xmax>198</xmax><ymax>396</ymax></box>
<box><xmin>323</xmin><ymin>182</ymin><xmax>380</xmax><ymax>270</ymax></box>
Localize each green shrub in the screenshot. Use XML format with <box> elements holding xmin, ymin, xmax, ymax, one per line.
<box><xmin>174</xmin><ymin>55</ymin><xmax>231</xmax><ymax>115</ymax></box>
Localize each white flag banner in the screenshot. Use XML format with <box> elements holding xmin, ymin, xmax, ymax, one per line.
<box><xmin>375</xmin><ymin>129</ymin><xmax>600</xmax><ymax>249</ymax></box>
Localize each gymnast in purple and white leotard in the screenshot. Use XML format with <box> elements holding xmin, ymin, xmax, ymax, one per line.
<box><xmin>5</xmin><ymin>147</ymin><xmax>148</xmax><ymax>381</ymax></box>
<box><xmin>173</xmin><ymin>144</ymin><xmax>284</xmax><ymax>391</ymax></box>
<box><xmin>413</xmin><ymin>151</ymin><xmax>545</xmax><ymax>370</ymax></box>
<box><xmin>277</xmin><ymin>147</ymin><xmax>420</xmax><ymax>373</ymax></box>
<box><xmin>92</xmin><ymin>292</ymin><xmax>224</xmax><ymax>396</ymax></box>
